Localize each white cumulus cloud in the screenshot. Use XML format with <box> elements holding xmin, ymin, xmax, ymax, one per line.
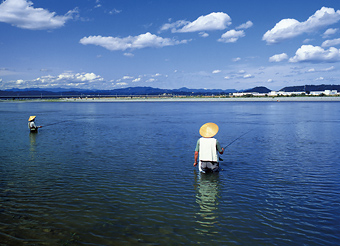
<box><xmin>324</xmin><ymin>66</ymin><xmax>335</xmax><ymax>71</ymax></box>
<box><xmin>323</xmin><ymin>28</ymin><xmax>338</xmax><ymax>38</ymax></box>
<box><xmin>160</xmin><ymin>12</ymin><xmax>231</xmax><ymax>33</ymax></box>
<box><xmin>307</xmin><ymin>66</ymin><xmax>335</xmax><ymax>72</ymax></box>
<box><xmin>303</xmin><ymin>38</ymin><xmax>314</xmax><ymax>44</ymax></box>
<box><xmin>199</xmin><ymin>32</ymin><xmax>209</xmax><ymax>37</ymax></box>
<box><xmin>123</xmin><ymin>52</ymin><xmax>134</xmax><ymax>57</ymax></box>
<box><xmin>243</xmin><ymin>74</ymin><xmax>253</xmax><ymax>79</ymax></box>
<box><xmin>236</xmin><ymin>20</ymin><xmax>253</xmax><ymax>30</ymax></box>
<box><xmin>122</xmin><ymin>76</ymin><xmax>133</xmax><ymax>80</ymax></box>
<box><xmin>269</xmin><ymin>53</ymin><xmax>288</xmax><ymax>62</ymax></box>
<box><xmin>0</xmin><ymin>0</ymin><xmax>77</xmax><ymax>30</ymax></box>
<box><xmin>218</xmin><ymin>30</ymin><xmax>245</xmax><ymax>43</ymax></box>
<box><xmin>116</xmin><ymin>82</ymin><xmax>127</xmax><ymax>86</ymax></box>
<box><xmin>263</xmin><ymin>7</ymin><xmax>340</xmax><ymax>44</ymax></box>
<box><xmin>289</xmin><ymin>45</ymin><xmax>340</xmax><ymax>63</ymax></box>
<box><xmin>2</xmin><ymin>72</ymin><xmax>106</xmax><ymax>89</ymax></box>
<box><xmin>109</xmin><ymin>8</ymin><xmax>122</xmax><ymax>15</ymax></box>
<box><xmin>322</xmin><ymin>38</ymin><xmax>340</xmax><ymax>47</ymax></box>
<box><xmin>212</xmin><ymin>70</ymin><xmax>221</xmax><ymax>74</ymax></box>
<box><xmin>55</xmin><ymin>72</ymin><xmax>103</xmax><ymax>83</ymax></box>
<box><xmin>80</xmin><ymin>32</ymin><xmax>189</xmax><ymax>51</ymax></box>
<box><xmin>159</xmin><ymin>20</ymin><xmax>188</xmax><ymax>33</ymax></box>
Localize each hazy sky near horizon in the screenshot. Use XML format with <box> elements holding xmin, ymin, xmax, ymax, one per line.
<box><xmin>1</xmin><ymin>0</ymin><xmax>340</xmax><ymax>91</ymax></box>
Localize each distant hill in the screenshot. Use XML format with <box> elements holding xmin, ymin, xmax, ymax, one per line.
<box><xmin>280</xmin><ymin>84</ymin><xmax>340</xmax><ymax>92</ymax></box>
<box><xmin>243</xmin><ymin>86</ymin><xmax>271</xmax><ymax>93</ymax></box>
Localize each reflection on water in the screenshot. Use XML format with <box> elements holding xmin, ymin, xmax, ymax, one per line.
<box><xmin>29</xmin><ymin>132</ymin><xmax>37</xmax><ymax>154</ymax></box>
<box><xmin>194</xmin><ymin>170</ymin><xmax>221</xmax><ymax>234</ymax></box>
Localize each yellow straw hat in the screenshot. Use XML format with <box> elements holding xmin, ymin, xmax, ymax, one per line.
<box><xmin>28</xmin><ymin>116</ymin><xmax>36</xmax><ymax>122</ymax></box>
<box><xmin>199</xmin><ymin>122</ymin><xmax>219</xmax><ymax>138</ymax></box>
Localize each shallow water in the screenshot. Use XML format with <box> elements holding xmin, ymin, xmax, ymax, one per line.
<box><xmin>1</xmin><ymin>101</ymin><xmax>339</xmax><ymax>245</ymax></box>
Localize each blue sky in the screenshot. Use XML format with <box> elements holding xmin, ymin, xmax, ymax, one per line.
<box><xmin>1</xmin><ymin>0</ymin><xmax>340</xmax><ymax>91</ymax></box>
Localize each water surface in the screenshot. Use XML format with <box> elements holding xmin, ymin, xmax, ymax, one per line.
<box><xmin>1</xmin><ymin>101</ymin><xmax>339</xmax><ymax>245</ymax></box>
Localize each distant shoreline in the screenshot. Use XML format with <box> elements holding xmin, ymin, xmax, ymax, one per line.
<box><xmin>2</xmin><ymin>96</ymin><xmax>340</xmax><ymax>102</ymax></box>
<box><xmin>60</xmin><ymin>96</ymin><xmax>340</xmax><ymax>102</ymax></box>
<box><xmin>60</xmin><ymin>95</ymin><xmax>340</xmax><ymax>102</ymax></box>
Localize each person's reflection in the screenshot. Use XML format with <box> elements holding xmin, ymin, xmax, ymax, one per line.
<box><xmin>29</xmin><ymin>131</ymin><xmax>37</xmax><ymax>156</ymax></box>
<box><xmin>194</xmin><ymin>170</ymin><xmax>221</xmax><ymax>234</ymax></box>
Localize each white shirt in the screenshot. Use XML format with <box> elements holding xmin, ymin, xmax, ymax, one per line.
<box><xmin>28</xmin><ymin>121</ymin><xmax>37</xmax><ymax>130</ymax></box>
<box><xmin>198</xmin><ymin>137</ymin><xmax>218</xmax><ymax>162</ymax></box>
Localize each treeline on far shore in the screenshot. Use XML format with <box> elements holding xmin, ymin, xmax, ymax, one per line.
<box><xmin>1</xmin><ymin>84</ymin><xmax>340</xmax><ymax>100</ymax></box>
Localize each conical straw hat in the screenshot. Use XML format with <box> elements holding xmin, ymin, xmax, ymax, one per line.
<box><xmin>199</xmin><ymin>122</ymin><xmax>219</xmax><ymax>138</ymax></box>
<box><xmin>28</xmin><ymin>116</ymin><xmax>36</xmax><ymax>121</ymax></box>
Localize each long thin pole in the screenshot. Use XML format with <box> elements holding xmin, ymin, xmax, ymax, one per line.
<box><xmin>42</xmin><ymin>119</ymin><xmax>74</xmax><ymax>127</ymax></box>
<box><xmin>219</xmin><ymin>129</ymin><xmax>252</xmax><ymax>161</ymax></box>
<box><xmin>223</xmin><ymin>129</ymin><xmax>252</xmax><ymax>149</ymax></box>
<box><xmin>42</xmin><ymin>116</ymin><xmax>93</xmax><ymax>128</ymax></box>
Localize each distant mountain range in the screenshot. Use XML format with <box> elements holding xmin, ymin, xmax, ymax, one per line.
<box><xmin>1</xmin><ymin>86</ymin><xmax>237</xmax><ymax>97</ymax></box>
<box><xmin>1</xmin><ymin>84</ymin><xmax>339</xmax><ymax>97</ymax></box>
<box><xmin>279</xmin><ymin>84</ymin><xmax>340</xmax><ymax>92</ymax></box>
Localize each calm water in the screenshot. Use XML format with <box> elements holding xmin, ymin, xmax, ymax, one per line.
<box><xmin>1</xmin><ymin>101</ymin><xmax>339</xmax><ymax>245</ymax></box>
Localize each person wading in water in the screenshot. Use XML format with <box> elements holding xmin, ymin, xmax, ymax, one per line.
<box><xmin>194</xmin><ymin>122</ymin><xmax>224</xmax><ymax>173</ymax></box>
<box><xmin>28</xmin><ymin>116</ymin><xmax>42</xmax><ymax>132</ymax></box>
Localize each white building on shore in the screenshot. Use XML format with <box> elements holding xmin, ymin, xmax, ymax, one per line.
<box><xmin>233</xmin><ymin>90</ymin><xmax>339</xmax><ymax>97</ymax></box>
<box><xmin>310</xmin><ymin>90</ymin><xmax>338</xmax><ymax>96</ymax></box>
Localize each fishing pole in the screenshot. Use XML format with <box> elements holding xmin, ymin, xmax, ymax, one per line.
<box><xmin>41</xmin><ymin>117</ymin><xmax>91</xmax><ymax>127</ymax></box>
<box><xmin>42</xmin><ymin>120</ymin><xmax>73</xmax><ymax>127</ymax></box>
<box><xmin>223</xmin><ymin>129</ymin><xmax>253</xmax><ymax>149</ymax></box>
<box><xmin>219</xmin><ymin>129</ymin><xmax>252</xmax><ymax>161</ymax></box>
